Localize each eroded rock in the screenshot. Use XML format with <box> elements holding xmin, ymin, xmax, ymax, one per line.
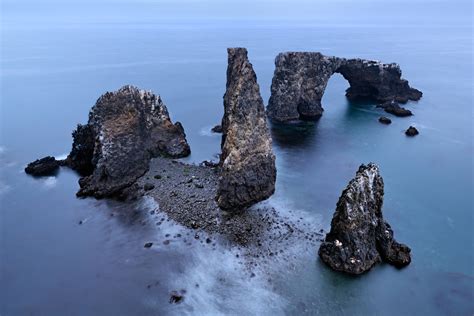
<box><xmin>378</xmin><ymin>100</ymin><xmax>413</xmax><ymax>117</ymax></box>
<box><xmin>217</xmin><ymin>48</ymin><xmax>276</xmax><ymax>211</ymax></box>
<box><xmin>68</xmin><ymin>85</ymin><xmax>190</xmax><ymax>198</ymax></box>
<box><xmin>405</xmin><ymin>126</ymin><xmax>419</xmax><ymax>136</ymax></box>
<box><xmin>318</xmin><ymin>163</ymin><xmax>411</xmax><ymax>274</ymax></box>
<box><xmin>24</xmin><ymin>156</ymin><xmax>60</xmax><ymax>176</ymax></box>
<box><xmin>267</xmin><ymin>52</ymin><xmax>422</xmax><ymax>122</ymax></box>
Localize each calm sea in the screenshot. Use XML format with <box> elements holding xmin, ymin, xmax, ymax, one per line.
<box><xmin>1</xmin><ymin>0</ymin><xmax>472</xmax><ymax>315</ymax></box>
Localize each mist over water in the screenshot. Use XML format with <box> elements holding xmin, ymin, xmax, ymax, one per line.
<box><xmin>1</xmin><ymin>0</ymin><xmax>473</xmax><ymax>315</ymax></box>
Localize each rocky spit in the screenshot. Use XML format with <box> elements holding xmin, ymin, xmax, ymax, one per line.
<box><xmin>217</xmin><ymin>48</ymin><xmax>276</xmax><ymax>211</ymax></box>
<box><xmin>137</xmin><ymin>157</ymin><xmax>321</xmax><ymax>252</ymax></box>
<box><xmin>318</xmin><ymin>163</ymin><xmax>411</xmax><ymax>274</ymax></box>
<box><xmin>267</xmin><ymin>52</ymin><xmax>422</xmax><ymax>122</ymax></box>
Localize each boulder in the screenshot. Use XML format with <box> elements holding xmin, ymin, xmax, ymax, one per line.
<box><xmin>378</xmin><ymin>116</ymin><xmax>392</xmax><ymax>124</ymax></box>
<box><xmin>378</xmin><ymin>100</ymin><xmax>413</xmax><ymax>117</ymax></box>
<box><xmin>405</xmin><ymin>126</ymin><xmax>419</xmax><ymax>136</ymax></box>
<box><xmin>318</xmin><ymin>163</ymin><xmax>411</xmax><ymax>274</ymax></box>
<box><xmin>267</xmin><ymin>52</ymin><xmax>422</xmax><ymax>122</ymax></box>
<box><xmin>216</xmin><ymin>48</ymin><xmax>276</xmax><ymax>211</ymax></box>
<box><xmin>211</xmin><ymin>125</ymin><xmax>223</xmax><ymax>133</ymax></box>
<box><xmin>25</xmin><ymin>156</ymin><xmax>60</xmax><ymax>176</ymax></box>
<box><xmin>67</xmin><ymin>85</ymin><xmax>190</xmax><ymax>198</ymax></box>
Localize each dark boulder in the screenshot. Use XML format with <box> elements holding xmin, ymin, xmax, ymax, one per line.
<box><xmin>378</xmin><ymin>101</ymin><xmax>413</xmax><ymax>117</ymax></box>
<box><xmin>68</xmin><ymin>85</ymin><xmax>190</xmax><ymax>198</ymax></box>
<box><xmin>211</xmin><ymin>125</ymin><xmax>223</xmax><ymax>133</ymax></box>
<box><xmin>405</xmin><ymin>126</ymin><xmax>419</xmax><ymax>136</ymax></box>
<box><xmin>25</xmin><ymin>156</ymin><xmax>60</xmax><ymax>176</ymax></box>
<box><xmin>216</xmin><ymin>48</ymin><xmax>276</xmax><ymax>211</ymax></box>
<box><xmin>318</xmin><ymin>163</ymin><xmax>411</xmax><ymax>274</ymax></box>
<box><xmin>267</xmin><ymin>52</ymin><xmax>422</xmax><ymax>122</ymax></box>
<box><xmin>378</xmin><ymin>116</ymin><xmax>392</xmax><ymax>124</ymax></box>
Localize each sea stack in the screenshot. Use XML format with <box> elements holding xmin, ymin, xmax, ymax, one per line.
<box><xmin>67</xmin><ymin>85</ymin><xmax>190</xmax><ymax>198</ymax></box>
<box><xmin>216</xmin><ymin>48</ymin><xmax>276</xmax><ymax>211</ymax></box>
<box><xmin>318</xmin><ymin>163</ymin><xmax>411</xmax><ymax>274</ymax></box>
<box><xmin>267</xmin><ymin>52</ymin><xmax>422</xmax><ymax>122</ymax></box>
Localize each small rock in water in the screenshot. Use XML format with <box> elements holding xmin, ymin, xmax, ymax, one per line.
<box><xmin>378</xmin><ymin>116</ymin><xmax>392</xmax><ymax>124</ymax></box>
<box><xmin>25</xmin><ymin>156</ymin><xmax>60</xmax><ymax>177</ymax></box>
<box><xmin>154</xmin><ymin>174</ymin><xmax>162</xmax><ymax>179</ymax></box>
<box><xmin>144</xmin><ymin>242</ymin><xmax>153</xmax><ymax>248</ymax></box>
<box><xmin>144</xmin><ymin>183</ymin><xmax>155</xmax><ymax>191</ymax></box>
<box><xmin>405</xmin><ymin>126</ymin><xmax>419</xmax><ymax>136</ymax></box>
<box><xmin>206</xmin><ymin>238</ymin><xmax>212</xmax><ymax>244</ymax></box>
<box><xmin>211</xmin><ymin>125</ymin><xmax>223</xmax><ymax>133</ymax></box>
<box><xmin>169</xmin><ymin>291</ymin><xmax>184</xmax><ymax>304</ymax></box>
<box><xmin>379</xmin><ymin>101</ymin><xmax>413</xmax><ymax>117</ymax></box>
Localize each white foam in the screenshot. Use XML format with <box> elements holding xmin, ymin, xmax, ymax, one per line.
<box><xmin>199</xmin><ymin>125</ymin><xmax>220</xmax><ymax>137</ymax></box>
<box><xmin>42</xmin><ymin>177</ymin><xmax>57</xmax><ymax>189</ymax></box>
<box><xmin>55</xmin><ymin>153</ymin><xmax>69</xmax><ymax>160</ymax></box>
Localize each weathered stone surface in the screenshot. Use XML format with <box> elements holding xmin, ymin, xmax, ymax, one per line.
<box><xmin>378</xmin><ymin>100</ymin><xmax>413</xmax><ymax>117</ymax></box>
<box><xmin>67</xmin><ymin>85</ymin><xmax>190</xmax><ymax>198</ymax></box>
<box><xmin>25</xmin><ymin>156</ymin><xmax>60</xmax><ymax>176</ymax></box>
<box><xmin>217</xmin><ymin>48</ymin><xmax>276</xmax><ymax>211</ymax></box>
<box><xmin>405</xmin><ymin>126</ymin><xmax>419</xmax><ymax>136</ymax></box>
<box><xmin>267</xmin><ymin>52</ymin><xmax>422</xmax><ymax>122</ymax></box>
<box><xmin>318</xmin><ymin>163</ymin><xmax>411</xmax><ymax>274</ymax></box>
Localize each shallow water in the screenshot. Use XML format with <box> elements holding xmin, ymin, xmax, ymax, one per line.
<box><xmin>1</xmin><ymin>0</ymin><xmax>473</xmax><ymax>315</ymax></box>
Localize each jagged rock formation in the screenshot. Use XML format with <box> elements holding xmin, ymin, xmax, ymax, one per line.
<box><xmin>405</xmin><ymin>126</ymin><xmax>419</xmax><ymax>136</ymax></box>
<box><xmin>216</xmin><ymin>48</ymin><xmax>276</xmax><ymax>211</ymax></box>
<box><xmin>318</xmin><ymin>163</ymin><xmax>411</xmax><ymax>274</ymax></box>
<box><xmin>67</xmin><ymin>85</ymin><xmax>190</xmax><ymax>198</ymax></box>
<box><xmin>25</xmin><ymin>156</ymin><xmax>60</xmax><ymax>176</ymax></box>
<box><xmin>267</xmin><ymin>52</ymin><xmax>422</xmax><ymax>122</ymax></box>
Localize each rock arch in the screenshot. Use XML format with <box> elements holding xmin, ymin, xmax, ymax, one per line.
<box><xmin>267</xmin><ymin>52</ymin><xmax>422</xmax><ymax>122</ymax></box>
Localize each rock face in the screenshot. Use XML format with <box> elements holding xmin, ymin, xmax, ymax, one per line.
<box><xmin>318</xmin><ymin>163</ymin><xmax>411</xmax><ymax>274</ymax></box>
<box><xmin>216</xmin><ymin>48</ymin><xmax>276</xmax><ymax>211</ymax></box>
<box><xmin>25</xmin><ymin>156</ymin><xmax>60</xmax><ymax>176</ymax></box>
<box><xmin>67</xmin><ymin>85</ymin><xmax>190</xmax><ymax>198</ymax></box>
<box><xmin>267</xmin><ymin>52</ymin><xmax>422</xmax><ymax>122</ymax></box>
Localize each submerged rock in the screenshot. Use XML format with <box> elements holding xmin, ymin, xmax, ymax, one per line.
<box><xmin>25</xmin><ymin>156</ymin><xmax>60</xmax><ymax>176</ymax></box>
<box><xmin>318</xmin><ymin>163</ymin><xmax>411</xmax><ymax>274</ymax></box>
<box><xmin>216</xmin><ymin>48</ymin><xmax>276</xmax><ymax>211</ymax></box>
<box><xmin>405</xmin><ymin>126</ymin><xmax>419</xmax><ymax>136</ymax></box>
<box><xmin>68</xmin><ymin>85</ymin><xmax>190</xmax><ymax>198</ymax></box>
<box><xmin>378</xmin><ymin>116</ymin><xmax>392</xmax><ymax>124</ymax></box>
<box><xmin>267</xmin><ymin>52</ymin><xmax>422</xmax><ymax>122</ymax></box>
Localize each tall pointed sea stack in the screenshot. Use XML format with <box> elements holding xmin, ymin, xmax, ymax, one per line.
<box><xmin>217</xmin><ymin>48</ymin><xmax>276</xmax><ymax>211</ymax></box>
<box><xmin>319</xmin><ymin>163</ymin><xmax>411</xmax><ymax>274</ymax></box>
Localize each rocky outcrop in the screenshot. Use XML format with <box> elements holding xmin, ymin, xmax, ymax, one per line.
<box><xmin>25</xmin><ymin>156</ymin><xmax>60</xmax><ymax>176</ymax></box>
<box><xmin>211</xmin><ymin>125</ymin><xmax>223</xmax><ymax>133</ymax></box>
<box><xmin>318</xmin><ymin>163</ymin><xmax>411</xmax><ymax>274</ymax></box>
<box><xmin>405</xmin><ymin>126</ymin><xmax>419</xmax><ymax>136</ymax></box>
<box><xmin>378</xmin><ymin>100</ymin><xmax>413</xmax><ymax>117</ymax></box>
<box><xmin>267</xmin><ymin>52</ymin><xmax>422</xmax><ymax>122</ymax></box>
<box><xmin>66</xmin><ymin>85</ymin><xmax>190</xmax><ymax>198</ymax></box>
<box><xmin>216</xmin><ymin>48</ymin><xmax>276</xmax><ymax>211</ymax></box>
<box><xmin>378</xmin><ymin>116</ymin><xmax>392</xmax><ymax>124</ymax></box>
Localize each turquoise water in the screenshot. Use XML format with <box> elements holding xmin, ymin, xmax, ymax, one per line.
<box><xmin>1</xmin><ymin>0</ymin><xmax>473</xmax><ymax>315</ymax></box>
